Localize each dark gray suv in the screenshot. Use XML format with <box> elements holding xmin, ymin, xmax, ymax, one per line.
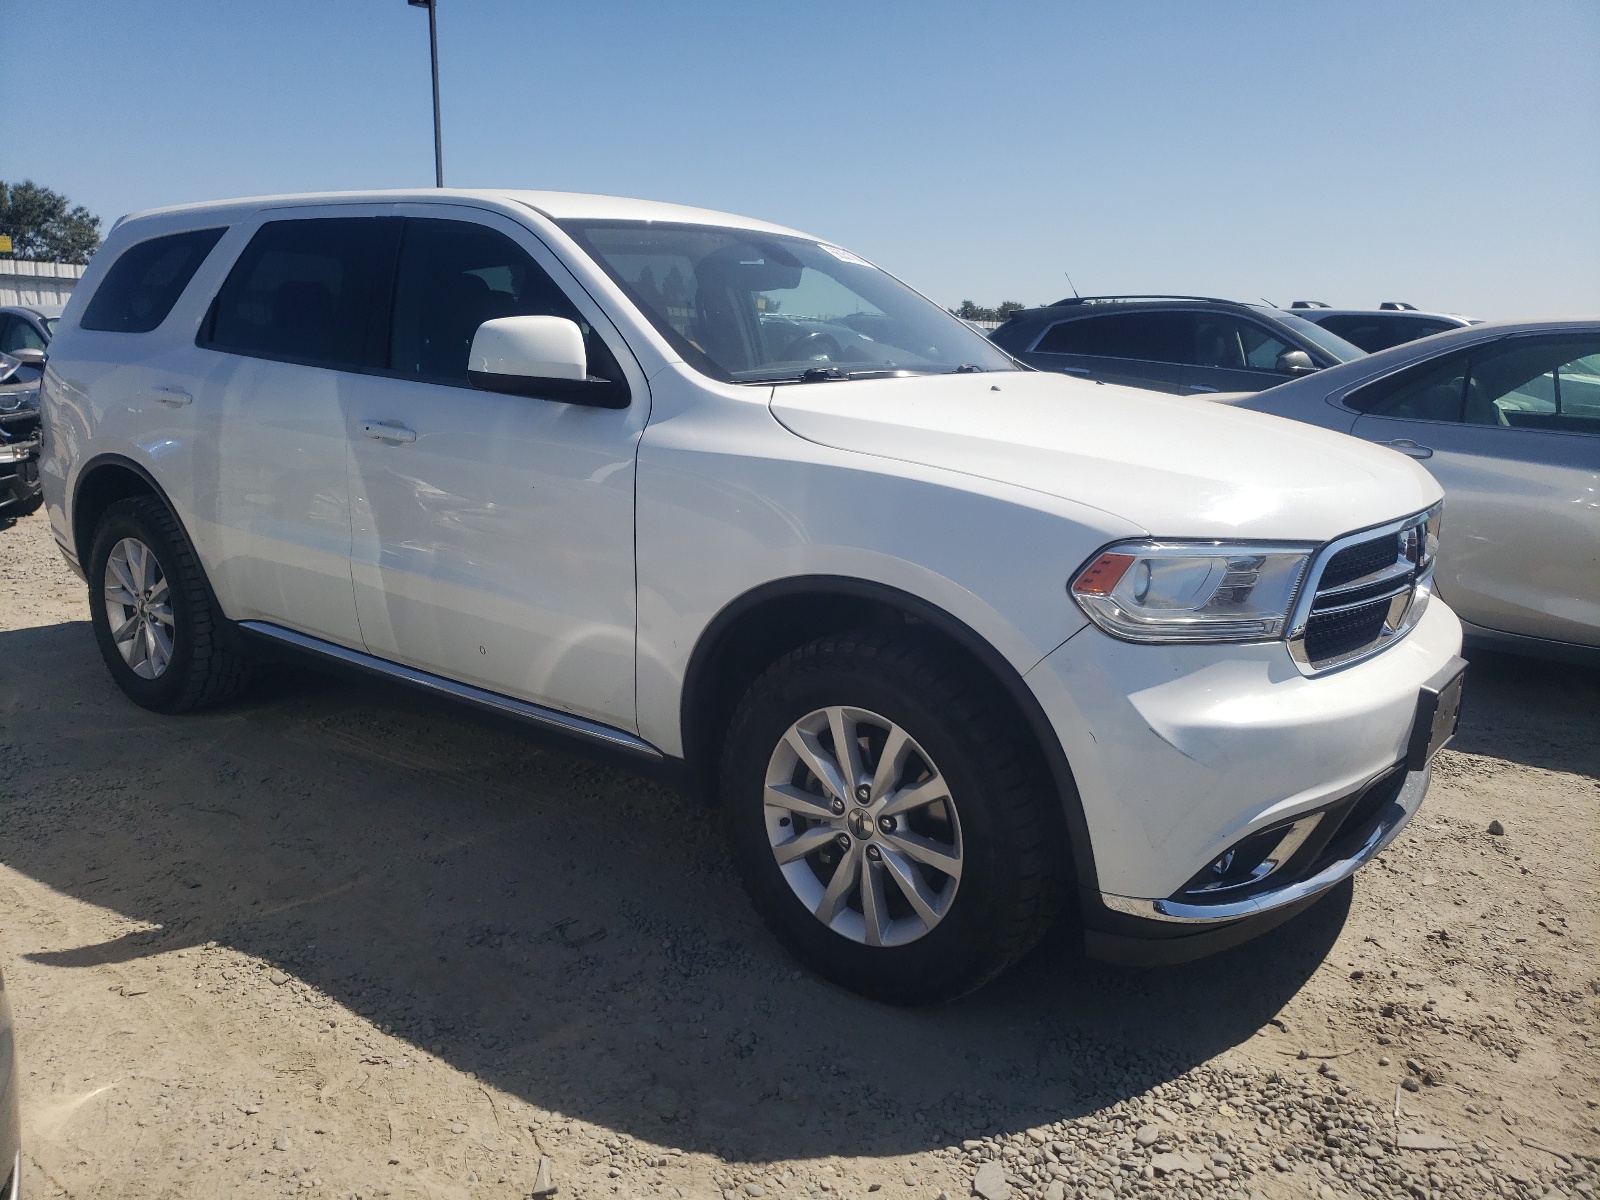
<box><xmin>989</xmin><ymin>295</ymin><xmax>1366</xmax><ymax>396</ymax></box>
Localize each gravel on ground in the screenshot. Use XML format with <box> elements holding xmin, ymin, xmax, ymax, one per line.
<box><xmin>1</xmin><ymin>508</ymin><xmax>1596</xmax><ymax>1200</ymax></box>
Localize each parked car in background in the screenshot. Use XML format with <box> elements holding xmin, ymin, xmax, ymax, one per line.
<box><xmin>0</xmin><ymin>350</ymin><xmax>43</xmax><ymax>521</ymax></box>
<box><xmin>1286</xmin><ymin>301</ymin><xmax>1476</xmax><ymax>353</ymax></box>
<box><xmin>41</xmin><ymin>190</ymin><xmax>1464</xmax><ymax>1002</ymax></box>
<box><xmin>0</xmin><ymin>302</ymin><xmax>61</xmax><ymax>367</ymax></box>
<box><xmin>989</xmin><ymin>296</ymin><xmax>1365</xmax><ymax>396</ymax></box>
<box><xmin>1224</xmin><ymin>319</ymin><xmax>1600</xmax><ymax>663</ymax></box>
<box><xmin>0</xmin><ymin>302</ymin><xmax>60</xmax><ymax>387</ymax></box>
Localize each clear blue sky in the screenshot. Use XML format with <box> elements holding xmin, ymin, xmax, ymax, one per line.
<box><xmin>7</xmin><ymin>1</ymin><xmax>1597</xmax><ymax>319</ymax></box>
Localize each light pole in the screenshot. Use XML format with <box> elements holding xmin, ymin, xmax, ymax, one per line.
<box><xmin>407</xmin><ymin>0</ymin><xmax>444</xmax><ymax>187</ymax></box>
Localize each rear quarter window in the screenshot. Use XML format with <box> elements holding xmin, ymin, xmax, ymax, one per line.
<box><xmin>79</xmin><ymin>227</ymin><xmax>228</xmax><ymax>333</ymax></box>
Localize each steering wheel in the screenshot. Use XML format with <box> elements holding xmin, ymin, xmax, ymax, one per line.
<box><xmin>776</xmin><ymin>330</ymin><xmax>844</xmax><ymax>363</ymax></box>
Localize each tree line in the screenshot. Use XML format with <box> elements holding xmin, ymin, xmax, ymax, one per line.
<box><xmin>949</xmin><ymin>299</ymin><xmax>1028</xmax><ymax>323</ymax></box>
<box><xmin>0</xmin><ymin>181</ymin><xmax>102</xmax><ymax>265</ymax></box>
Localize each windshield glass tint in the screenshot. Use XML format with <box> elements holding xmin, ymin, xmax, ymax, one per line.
<box><xmin>1270</xmin><ymin>310</ymin><xmax>1366</xmax><ymax>364</ymax></box>
<box><xmin>559</xmin><ymin>221</ymin><xmax>1016</xmax><ymax>382</ymax></box>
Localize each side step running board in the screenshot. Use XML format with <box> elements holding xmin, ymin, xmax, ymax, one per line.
<box><xmin>237</xmin><ymin>621</ymin><xmax>664</xmax><ymax>763</ymax></box>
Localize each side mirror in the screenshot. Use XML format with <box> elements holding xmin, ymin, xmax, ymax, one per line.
<box><xmin>9</xmin><ymin>348</ymin><xmax>45</xmax><ymax>368</ymax></box>
<box><xmin>1275</xmin><ymin>349</ymin><xmax>1318</xmax><ymax>376</ymax></box>
<box><xmin>467</xmin><ymin>315</ymin><xmax>629</xmax><ymax>409</ymax></box>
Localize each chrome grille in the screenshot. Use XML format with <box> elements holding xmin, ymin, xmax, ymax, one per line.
<box><xmin>1288</xmin><ymin>507</ymin><xmax>1440</xmax><ymax>674</ymax></box>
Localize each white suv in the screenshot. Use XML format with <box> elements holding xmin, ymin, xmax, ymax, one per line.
<box><xmin>39</xmin><ymin>191</ymin><xmax>1466</xmax><ymax>1003</ymax></box>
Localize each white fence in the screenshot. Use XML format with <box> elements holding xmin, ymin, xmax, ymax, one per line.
<box><xmin>0</xmin><ymin>259</ymin><xmax>85</xmax><ymax>308</ymax></box>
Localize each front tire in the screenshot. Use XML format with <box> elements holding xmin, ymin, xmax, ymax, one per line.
<box><xmin>721</xmin><ymin>632</ymin><xmax>1061</xmax><ymax>1004</ymax></box>
<box><xmin>87</xmin><ymin>495</ymin><xmax>250</xmax><ymax>713</ymax></box>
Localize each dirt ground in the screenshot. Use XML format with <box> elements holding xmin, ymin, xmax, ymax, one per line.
<box><xmin>1</xmin><ymin>506</ymin><xmax>1596</xmax><ymax>1200</ymax></box>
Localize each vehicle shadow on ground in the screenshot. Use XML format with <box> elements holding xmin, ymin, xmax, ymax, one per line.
<box><xmin>1452</xmin><ymin>647</ymin><xmax>1599</xmax><ymax>780</ymax></box>
<box><xmin>2</xmin><ymin>621</ymin><xmax>1374</xmax><ymax>1161</ymax></box>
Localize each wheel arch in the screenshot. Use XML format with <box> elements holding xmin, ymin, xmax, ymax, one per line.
<box><xmin>680</xmin><ymin>575</ymin><xmax>1099</xmax><ymax>894</ymax></box>
<box><xmin>71</xmin><ymin>453</ymin><xmax>179</xmax><ymax>567</ymax></box>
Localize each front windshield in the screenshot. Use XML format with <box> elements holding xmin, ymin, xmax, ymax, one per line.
<box><xmin>45</xmin><ymin>317</ymin><xmax>59</xmax><ymax>335</ymax></box>
<box><xmin>559</xmin><ymin>220</ymin><xmax>1018</xmax><ymax>383</ymax></box>
<box><xmin>1270</xmin><ymin>310</ymin><xmax>1366</xmax><ymax>364</ymax></box>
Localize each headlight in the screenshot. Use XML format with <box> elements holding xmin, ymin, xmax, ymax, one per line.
<box><xmin>1070</xmin><ymin>541</ymin><xmax>1314</xmax><ymax>642</ymax></box>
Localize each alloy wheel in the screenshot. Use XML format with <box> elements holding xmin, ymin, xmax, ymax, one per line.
<box><xmin>763</xmin><ymin>705</ymin><xmax>963</xmax><ymax>947</ymax></box>
<box><xmin>103</xmin><ymin>536</ymin><xmax>175</xmax><ymax>679</ymax></box>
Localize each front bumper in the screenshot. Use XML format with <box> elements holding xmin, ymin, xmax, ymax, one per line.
<box><xmin>1024</xmin><ymin>595</ymin><xmax>1463</xmax><ymax>958</ymax></box>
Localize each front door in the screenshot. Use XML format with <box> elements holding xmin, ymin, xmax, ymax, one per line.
<box><xmin>1182</xmin><ymin>312</ymin><xmax>1300</xmax><ymax>395</ymax></box>
<box><xmin>346</xmin><ymin>208</ymin><xmax>648</xmax><ymax>728</ymax></box>
<box><xmin>1350</xmin><ymin>333</ymin><xmax>1600</xmax><ymax>646</ymax></box>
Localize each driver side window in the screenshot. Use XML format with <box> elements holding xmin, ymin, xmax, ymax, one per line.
<box><xmin>389</xmin><ymin>218</ymin><xmax>622</xmax><ymax>387</ymax></box>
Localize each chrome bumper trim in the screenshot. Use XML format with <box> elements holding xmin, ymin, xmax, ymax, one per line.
<box><xmin>1101</xmin><ymin>764</ymin><xmax>1430</xmax><ymax>925</ymax></box>
<box><xmin>238</xmin><ymin>621</ymin><xmax>664</xmax><ymax>762</ymax></box>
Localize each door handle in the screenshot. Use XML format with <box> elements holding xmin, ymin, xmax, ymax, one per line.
<box><xmin>361</xmin><ymin>420</ymin><xmax>417</xmax><ymax>444</ymax></box>
<box><xmin>151</xmin><ymin>385</ymin><xmax>192</xmax><ymax>407</ymax></box>
<box><xmin>1378</xmin><ymin>438</ymin><xmax>1434</xmax><ymax>459</ymax></box>
<box><xmin>1187</xmin><ymin>384</ymin><xmax>1219</xmax><ymax>393</ymax></box>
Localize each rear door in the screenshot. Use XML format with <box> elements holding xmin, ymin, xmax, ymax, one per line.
<box><xmin>1348</xmin><ymin>333</ymin><xmax>1600</xmax><ymax>647</ymax></box>
<box><xmin>1020</xmin><ymin>310</ymin><xmax>1193</xmax><ymax>394</ymax></box>
<box><xmin>193</xmin><ymin>209</ymin><xmax>400</xmax><ymax>648</ymax></box>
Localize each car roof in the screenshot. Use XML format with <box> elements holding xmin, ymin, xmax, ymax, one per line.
<box><xmin>112</xmin><ymin>189</ymin><xmax>813</xmax><ymax>240</ymax></box>
<box><xmin>1288</xmin><ymin>307</ymin><xmax>1474</xmax><ymax>323</ymax></box>
<box><xmin>1000</xmin><ymin>296</ymin><xmax>1282</xmax><ymax>324</ymax></box>
<box><xmin>0</xmin><ymin>303</ymin><xmax>64</xmax><ymax>320</ymax></box>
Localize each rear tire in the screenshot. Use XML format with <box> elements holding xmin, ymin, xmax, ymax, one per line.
<box><xmin>87</xmin><ymin>496</ymin><xmax>250</xmax><ymax>713</ymax></box>
<box><xmin>720</xmin><ymin>631</ymin><xmax>1062</xmax><ymax>1004</ymax></box>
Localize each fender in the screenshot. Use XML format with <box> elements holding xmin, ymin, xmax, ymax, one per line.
<box><xmin>680</xmin><ymin>573</ymin><xmax>1100</xmax><ymax>895</ymax></box>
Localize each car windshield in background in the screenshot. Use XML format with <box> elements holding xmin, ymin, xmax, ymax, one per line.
<box><xmin>1269</xmin><ymin>310</ymin><xmax>1366</xmax><ymax>364</ymax></box>
<box><xmin>559</xmin><ymin>220</ymin><xmax>1017</xmax><ymax>384</ymax></box>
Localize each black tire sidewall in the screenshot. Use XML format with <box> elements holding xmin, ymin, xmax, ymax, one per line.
<box><xmin>724</xmin><ymin>642</ymin><xmax>1038</xmax><ymax>1003</ymax></box>
<box><xmin>87</xmin><ymin>500</ymin><xmax>203</xmax><ymax>712</ymax></box>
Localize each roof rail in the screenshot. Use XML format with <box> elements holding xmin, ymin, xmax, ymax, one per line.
<box><xmin>1047</xmin><ymin>294</ymin><xmax>1236</xmax><ymax>308</ymax></box>
<box><xmin>1289</xmin><ymin>300</ymin><xmax>1330</xmax><ymax>308</ymax></box>
<box><xmin>1378</xmin><ymin>301</ymin><xmax>1418</xmax><ymax>311</ymax></box>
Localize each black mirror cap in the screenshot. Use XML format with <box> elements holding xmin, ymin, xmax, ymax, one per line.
<box><xmin>468</xmin><ymin>370</ymin><xmax>630</xmax><ymax>410</ymax></box>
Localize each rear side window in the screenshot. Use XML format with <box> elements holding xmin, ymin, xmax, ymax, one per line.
<box><xmin>1032</xmin><ymin>311</ymin><xmax>1196</xmax><ymax>364</ymax></box>
<box><xmin>205</xmin><ymin>217</ymin><xmax>401</xmax><ymax>371</ymax></box>
<box><xmin>1346</xmin><ymin>352</ymin><xmax>1470</xmax><ymax>420</ymax></box>
<box><xmin>80</xmin><ymin>227</ymin><xmax>227</xmax><ymax>333</ymax></box>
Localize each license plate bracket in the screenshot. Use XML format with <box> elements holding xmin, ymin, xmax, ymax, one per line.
<box><xmin>1406</xmin><ymin>656</ymin><xmax>1467</xmax><ymax>771</ymax></box>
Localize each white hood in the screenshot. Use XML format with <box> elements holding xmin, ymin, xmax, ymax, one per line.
<box><xmin>770</xmin><ymin>371</ymin><xmax>1440</xmax><ymax>542</ymax></box>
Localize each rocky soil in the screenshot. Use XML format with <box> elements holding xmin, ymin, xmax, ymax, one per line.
<box><xmin>0</xmin><ymin>507</ymin><xmax>1596</xmax><ymax>1200</ymax></box>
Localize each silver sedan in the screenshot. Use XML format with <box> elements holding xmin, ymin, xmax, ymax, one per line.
<box><xmin>1220</xmin><ymin>318</ymin><xmax>1600</xmax><ymax>662</ymax></box>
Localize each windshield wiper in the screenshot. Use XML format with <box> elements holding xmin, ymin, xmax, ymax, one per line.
<box><xmin>743</xmin><ymin>367</ymin><xmax>926</xmax><ymax>385</ymax></box>
<box><xmin>949</xmin><ymin>363</ymin><xmax>985</xmax><ymax>373</ymax></box>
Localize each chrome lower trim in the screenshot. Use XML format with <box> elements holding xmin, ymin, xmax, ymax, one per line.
<box><xmin>1101</xmin><ymin>764</ymin><xmax>1430</xmax><ymax>925</ymax></box>
<box><xmin>238</xmin><ymin>621</ymin><xmax>664</xmax><ymax>762</ymax></box>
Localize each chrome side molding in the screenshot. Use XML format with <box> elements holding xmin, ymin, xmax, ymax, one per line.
<box><xmin>237</xmin><ymin>621</ymin><xmax>664</xmax><ymax>763</ymax></box>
